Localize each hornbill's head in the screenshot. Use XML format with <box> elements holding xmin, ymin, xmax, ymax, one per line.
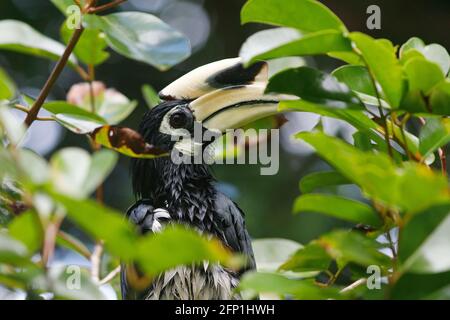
<box><xmin>133</xmin><ymin>58</ymin><xmax>286</xmax><ymax>198</ymax></box>
<box><xmin>138</xmin><ymin>57</ymin><xmax>284</xmax><ymax>156</ymax></box>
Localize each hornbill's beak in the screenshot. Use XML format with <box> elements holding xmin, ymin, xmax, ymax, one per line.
<box><xmin>159</xmin><ymin>58</ymin><xmax>291</xmax><ymax>133</ymax></box>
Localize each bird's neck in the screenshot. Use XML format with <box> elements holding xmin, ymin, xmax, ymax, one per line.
<box><xmin>132</xmin><ymin>157</ymin><xmax>217</xmax><ymax>228</ymax></box>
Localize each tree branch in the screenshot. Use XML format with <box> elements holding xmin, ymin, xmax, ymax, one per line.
<box><xmin>88</xmin><ymin>0</ymin><xmax>127</xmax><ymax>13</ymax></box>
<box><xmin>24</xmin><ymin>27</ymin><xmax>84</xmax><ymax>127</ymax></box>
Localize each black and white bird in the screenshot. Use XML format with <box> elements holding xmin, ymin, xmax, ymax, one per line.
<box><xmin>121</xmin><ymin>58</ymin><xmax>283</xmax><ymax>300</ymax></box>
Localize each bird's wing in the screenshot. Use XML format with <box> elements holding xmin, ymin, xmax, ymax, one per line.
<box><xmin>213</xmin><ymin>192</ymin><xmax>256</xmax><ymax>274</ymax></box>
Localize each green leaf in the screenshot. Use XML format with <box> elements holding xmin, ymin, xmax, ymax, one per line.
<box><xmin>241</xmin><ymin>0</ymin><xmax>346</xmax><ymax>33</ymax></box>
<box><xmin>280</xmin><ymin>243</ymin><xmax>332</xmax><ymax>272</ymax></box>
<box><xmin>404</xmin><ymin>58</ymin><xmax>444</xmax><ymax>93</ymax></box>
<box><xmin>0</xmin><ymin>68</ymin><xmax>16</xmax><ymax>100</ymax></box>
<box><xmin>328</xmin><ymin>51</ymin><xmax>364</xmax><ymax>65</ymax></box>
<box><xmin>241</xmin><ymin>29</ymin><xmax>351</xmax><ymax>65</ymax></box>
<box><xmin>430</xmin><ymin>79</ymin><xmax>450</xmax><ymax>116</ymax></box>
<box><xmin>136</xmin><ymin>225</ymin><xmax>235</xmax><ymax>276</ymax></box>
<box><xmin>399</xmin><ymin>204</ymin><xmax>450</xmax><ymax>274</ymax></box>
<box><xmin>318</xmin><ymin>230</ymin><xmax>391</xmax><ymax>269</ymax></box>
<box><xmin>83</xmin><ymin>149</ymin><xmax>118</xmax><ymax>196</ymax></box>
<box><xmin>297</xmin><ymin>132</ymin><xmax>449</xmax><ymax>213</ymax></box>
<box><xmin>84</xmin><ymin>12</ymin><xmax>191</xmax><ymax>71</ymax></box>
<box><xmin>53</xmin><ymin>194</ymin><xmax>138</xmax><ymax>261</ymax></box>
<box><xmin>43</xmin><ymin>101</ymin><xmax>105</xmax><ymax>122</ymax></box>
<box><xmin>17</xmin><ymin>149</ymin><xmax>49</xmax><ymax>185</ymax></box>
<box><xmin>9</xmin><ymin>211</ymin><xmax>43</xmax><ymax>253</ymax></box>
<box><xmin>0</xmin><ymin>105</ymin><xmax>25</xmax><ymax>145</ymax></box>
<box><xmin>332</xmin><ymin>65</ymin><xmax>389</xmax><ymax>108</ymax></box>
<box><xmin>50</xmin><ymin>0</ymin><xmax>85</xmax><ymax>15</ymax></box>
<box><xmin>141</xmin><ymin>84</ymin><xmax>160</xmax><ymax>109</ymax></box>
<box><xmin>56</xmin><ymin>231</ymin><xmax>91</xmax><ymax>260</ymax></box>
<box><xmin>252</xmin><ymin>238</ymin><xmax>303</xmax><ymax>272</ymax></box>
<box><xmin>267</xmin><ymin>67</ymin><xmax>363</xmax><ymax>109</ymax></box>
<box><xmin>419</xmin><ymin>118</ymin><xmax>450</xmax><ymax>158</ymax></box>
<box><xmin>89</xmin><ymin>126</ymin><xmax>168</xmax><ymax>159</ymax></box>
<box><xmin>353</xmin><ymin>131</ymin><xmax>373</xmax><ymax>151</ymax></box>
<box><xmin>390</xmin><ymin>270</ymin><xmax>450</xmax><ymax>300</ymax></box>
<box><xmin>400</xmin><ymin>37</ymin><xmax>450</xmax><ymax>76</ymax></box>
<box><xmin>239</xmin><ymin>272</ymin><xmax>342</xmax><ymax>299</ymax></box>
<box><xmin>300</xmin><ymin>171</ymin><xmax>351</xmax><ymax>193</ymax></box>
<box><xmin>0</xmin><ymin>20</ymin><xmax>77</xmax><ymax>66</ymax></box>
<box><xmin>0</xmin><ymin>232</ymin><xmax>29</xmax><ymax>265</ymax></box>
<box><xmin>50</xmin><ymin>147</ymin><xmax>116</xmax><ymax>198</ymax></box>
<box><xmin>350</xmin><ymin>32</ymin><xmax>405</xmax><ymax>108</ymax></box>
<box><xmin>61</xmin><ymin>21</ymin><xmax>109</xmax><ymax>66</ymax></box>
<box><xmin>54</xmin><ymin>113</ymin><xmax>106</xmax><ymax>134</ymax></box>
<box><xmin>294</xmin><ymin>194</ymin><xmax>382</xmax><ymax>227</ymax></box>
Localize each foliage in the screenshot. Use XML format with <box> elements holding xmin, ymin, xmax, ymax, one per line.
<box><xmin>238</xmin><ymin>0</ymin><xmax>450</xmax><ymax>300</ymax></box>
<box><xmin>0</xmin><ymin>0</ymin><xmax>449</xmax><ymax>300</ymax></box>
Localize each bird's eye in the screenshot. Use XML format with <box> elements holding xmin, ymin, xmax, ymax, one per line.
<box><xmin>169</xmin><ymin>111</ymin><xmax>188</xmax><ymax>129</ymax></box>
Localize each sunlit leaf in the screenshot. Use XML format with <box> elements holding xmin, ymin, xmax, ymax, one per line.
<box><xmin>84</xmin><ymin>12</ymin><xmax>191</xmax><ymax>70</ymax></box>
<box><xmin>252</xmin><ymin>238</ymin><xmax>303</xmax><ymax>273</ymax></box>
<box><xmin>404</xmin><ymin>58</ymin><xmax>444</xmax><ymax>93</ymax></box>
<box><xmin>9</xmin><ymin>211</ymin><xmax>43</xmax><ymax>253</ymax></box>
<box><xmin>241</xmin><ymin>0</ymin><xmax>346</xmax><ymax>33</ymax></box>
<box><xmin>294</xmin><ymin>194</ymin><xmax>381</xmax><ymax>227</ymax></box>
<box><xmin>90</xmin><ymin>126</ymin><xmax>168</xmax><ymax>159</ymax></box>
<box><xmin>419</xmin><ymin>118</ymin><xmax>450</xmax><ymax>159</ymax></box>
<box><xmin>0</xmin><ymin>67</ymin><xmax>16</xmax><ymax>100</ymax></box>
<box><xmin>0</xmin><ymin>20</ymin><xmax>77</xmax><ymax>66</ymax></box>
<box><xmin>54</xmin><ymin>113</ymin><xmax>105</xmax><ymax>134</ymax></box>
<box><xmin>280</xmin><ymin>243</ymin><xmax>332</xmax><ymax>272</ymax></box>
<box><xmin>300</xmin><ymin>171</ymin><xmax>351</xmax><ymax>193</ymax></box>
<box><xmin>350</xmin><ymin>32</ymin><xmax>405</xmax><ymax>108</ymax></box>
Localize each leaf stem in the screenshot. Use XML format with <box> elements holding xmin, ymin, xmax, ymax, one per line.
<box><xmin>99</xmin><ymin>265</ymin><xmax>121</xmax><ymax>285</ymax></box>
<box><xmin>23</xmin><ymin>26</ymin><xmax>85</xmax><ymax>127</ymax></box>
<box><xmin>90</xmin><ymin>240</ymin><xmax>104</xmax><ymax>283</ymax></box>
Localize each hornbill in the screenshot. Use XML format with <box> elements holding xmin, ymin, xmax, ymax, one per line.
<box><xmin>121</xmin><ymin>58</ymin><xmax>284</xmax><ymax>300</ymax></box>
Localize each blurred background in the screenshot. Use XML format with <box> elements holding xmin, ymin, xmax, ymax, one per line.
<box><xmin>0</xmin><ymin>0</ymin><xmax>449</xmax><ymax>247</ymax></box>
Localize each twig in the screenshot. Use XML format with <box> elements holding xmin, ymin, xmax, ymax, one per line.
<box><xmin>99</xmin><ymin>266</ymin><xmax>121</xmax><ymax>285</ymax></box>
<box><xmin>91</xmin><ymin>240</ymin><xmax>104</xmax><ymax>283</ymax></box>
<box><xmin>13</xmin><ymin>104</ymin><xmax>54</xmax><ymax>122</ymax></box>
<box><xmin>340</xmin><ymin>278</ymin><xmax>367</xmax><ymax>293</ymax></box>
<box><xmin>57</xmin><ymin>230</ymin><xmax>92</xmax><ymax>260</ymax></box>
<box><xmin>42</xmin><ymin>220</ymin><xmax>62</xmax><ymax>268</ymax></box>
<box><xmin>24</xmin><ymin>27</ymin><xmax>84</xmax><ymax>127</ymax></box>
<box><xmin>88</xmin><ymin>0</ymin><xmax>128</xmax><ymax>13</ymax></box>
<box><xmin>438</xmin><ymin>147</ymin><xmax>447</xmax><ymax>176</ymax></box>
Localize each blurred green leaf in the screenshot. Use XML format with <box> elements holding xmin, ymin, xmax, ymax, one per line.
<box><xmin>280</xmin><ymin>243</ymin><xmax>332</xmax><ymax>272</ymax></box>
<box><xmin>350</xmin><ymin>32</ymin><xmax>405</xmax><ymax>108</ymax></box>
<box><xmin>399</xmin><ymin>204</ymin><xmax>450</xmax><ymax>274</ymax></box>
<box><xmin>141</xmin><ymin>84</ymin><xmax>160</xmax><ymax>109</ymax></box>
<box><xmin>136</xmin><ymin>226</ymin><xmax>235</xmax><ymax>276</ymax></box>
<box><xmin>84</xmin><ymin>12</ymin><xmax>191</xmax><ymax>71</ymax></box>
<box><xmin>239</xmin><ymin>272</ymin><xmax>342</xmax><ymax>299</ymax></box>
<box><xmin>0</xmin><ymin>104</ymin><xmax>25</xmax><ymax>145</ymax></box>
<box><xmin>353</xmin><ymin>131</ymin><xmax>373</xmax><ymax>151</ymax></box>
<box><xmin>50</xmin><ymin>0</ymin><xmax>85</xmax><ymax>15</ymax></box>
<box><xmin>430</xmin><ymin>79</ymin><xmax>450</xmax><ymax>116</ymax></box>
<box><xmin>17</xmin><ymin>149</ymin><xmax>49</xmax><ymax>185</ymax></box>
<box><xmin>318</xmin><ymin>230</ymin><xmax>391</xmax><ymax>269</ymax></box>
<box><xmin>267</xmin><ymin>67</ymin><xmax>363</xmax><ymax>109</ymax></box>
<box><xmin>9</xmin><ymin>211</ymin><xmax>43</xmax><ymax>253</ymax></box>
<box><xmin>404</xmin><ymin>58</ymin><xmax>444</xmax><ymax>93</ymax></box>
<box><xmin>297</xmin><ymin>132</ymin><xmax>449</xmax><ymax>213</ymax></box>
<box><xmin>252</xmin><ymin>238</ymin><xmax>303</xmax><ymax>273</ymax></box>
<box><xmin>390</xmin><ymin>270</ymin><xmax>450</xmax><ymax>300</ymax></box>
<box><xmin>241</xmin><ymin>29</ymin><xmax>351</xmax><ymax>65</ymax></box>
<box><xmin>419</xmin><ymin>118</ymin><xmax>450</xmax><ymax>159</ymax></box>
<box><xmin>89</xmin><ymin>126</ymin><xmax>168</xmax><ymax>159</ymax></box>
<box><xmin>83</xmin><ymin>149</ymin><xmax>118</xmax><ymax>196</ymax></box>
<box><xmin>61</xmin><ymin>22</ymin><xmax>109</xmax><ymax>66</ymax></box>
<box><xmin>0</xmin><ymin>20</ymin><xmax>77</xmax><ymax>65</ymax></box>
<box><xmin>54</xmin><ymin>113</ymin><xmax>105</xmax><ymax>134</ymax></box>
<box><xmin>0</xmin><ymin>68</ymin><xmax>16</xmax><ymax>100</ymax></box>
<box><xmin>43</xmin><ymin>101</ymin><xmax>105</xmax><ymax>122</ymax></box>
<box><xmin>241</xmin><ymin>0</ymin><xmax>346</xmax><ymax>33</ymax></box>
<box><xmin>294</xmin><ymin>194</ymin><xmax>382</xmax><ymax>227</ymax></box>
<box><xmin>53</xmin><ymin>194</ymin><xmax>138</xmax><ymax>261</ymax></box>
<box><xmin>56</xmin><ymin>231</ymin><xmax>91</xmax><ymax>260</ymax></box>
<box><xmin>0</xmin><ymin>232</ymin><xmax>29</xmax><ymax>265</ymax></box>
<box><xmin>300</xmin><ymin>171</ymin><xmax>351</xmax><ymax>193</ymax></box>
<box><xmin>50</xmin><ymin>147</ymin><xmax>116</xmax><ymax>198</ymax></box>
